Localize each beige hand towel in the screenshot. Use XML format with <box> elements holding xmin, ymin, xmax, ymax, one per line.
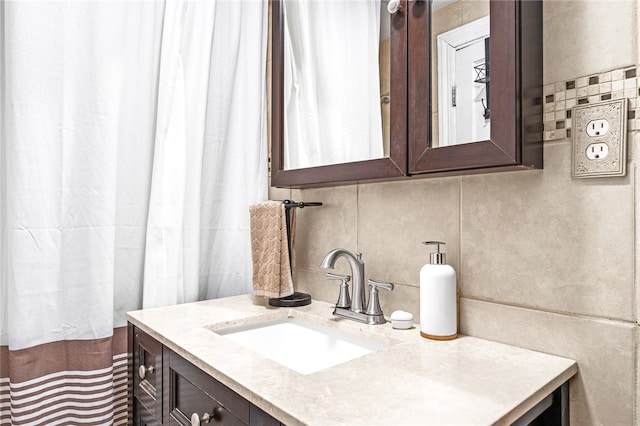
<box><xmin>249</xmin><ymin>201</ymin><xmax>294</xmax><ymax>298</ymax></box>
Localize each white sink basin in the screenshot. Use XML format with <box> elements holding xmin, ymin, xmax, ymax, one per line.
<box><xmin>212</xmin><ymin>314</ymin><xmax>388</xmax><ymax>375</ymax></box>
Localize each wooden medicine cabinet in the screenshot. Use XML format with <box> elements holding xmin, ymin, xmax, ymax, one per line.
<box><xmin>270</xmin><ymin>0</ymin><xmax>408</xmax><ymax>187</ymax></box>
<box><xmin>408</xmin><ymin>0</ymin><xmax>543</xmax><ymax>175</ymax></box>
<box><xmin>270</xmin><ymin>0</ymin><xmax>543</xmax><ymax>188</ymax></box>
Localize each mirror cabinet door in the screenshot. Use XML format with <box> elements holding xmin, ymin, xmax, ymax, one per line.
<box><xmin>271</xmin><ymin>0</ymin><xmax>408</xmax><ymax>188</ymax></box>
<box><xmin>408</xmin><ymin>0</ymin><xmax>543</xmax><ymax>175</ymax></box>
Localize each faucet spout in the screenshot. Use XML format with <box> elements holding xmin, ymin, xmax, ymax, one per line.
<box><xmin>320</xmin><ymin>248</ymin><xmax>366</xmax><ymax>313</ymax></box>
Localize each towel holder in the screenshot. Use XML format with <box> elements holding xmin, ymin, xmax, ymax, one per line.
<box><xmin>282</xmin><ymin>200</ymin><xmax>323</xmax><ymax>209</ymax></box>
<box><xmin>269</xmin><ymin>200</ymin><xmax>322</xmax><ymax>307</ymax></box>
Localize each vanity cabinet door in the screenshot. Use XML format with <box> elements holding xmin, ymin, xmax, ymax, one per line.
<box><xmin>133</xmin><ymin>326</ymin><xmax>165</xmax><ymax>425</ymax></box>
<box><xmin>129</xmin><ymin>323</ymin><xmax>282</xmax><ymax>426</ymax></box>
<box><xmin>168</xmin><ymin>351</ymin><xmax>246</xmax><ymax>426</ymax></box>
<box><xmin>168</xmin><ymin>351</ymin><xmax>281</xmax><ymax>426</ymax></box>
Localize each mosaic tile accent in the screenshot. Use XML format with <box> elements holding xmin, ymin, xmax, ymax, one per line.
<box><xmin>543</xmin><ymin>65</ymin><xmax>640</xmax><ymax>141</ymax></box>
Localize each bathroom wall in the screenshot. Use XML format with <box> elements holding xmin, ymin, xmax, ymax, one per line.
<box><xmin>269</xmin><ymin>1</ymin><xmax>639</xmax><ymax>424</ymax></box>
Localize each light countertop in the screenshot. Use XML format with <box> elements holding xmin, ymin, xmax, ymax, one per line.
<box><xmin>126</xmin><ymin>295</ymin><xmax>577</xmax><ymax>426</ymax></box>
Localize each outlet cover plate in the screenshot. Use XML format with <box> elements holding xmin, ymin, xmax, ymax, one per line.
<box><xmin>572</xmin><ymin>98</ymin><xmax>627</xmax><ymax>178</ymax></box>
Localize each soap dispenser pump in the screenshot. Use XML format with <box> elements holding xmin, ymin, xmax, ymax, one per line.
<box><xmin>420</xmin><ymin>241</ymin><xmax>457</xmax><ymax>340</ymax></box>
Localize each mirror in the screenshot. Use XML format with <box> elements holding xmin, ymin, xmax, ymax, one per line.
<box><xmin>271</xmin><ymin>0</ymin><xmax>406</xmax><ymax>187</ymax></box>
<box><xmin>272</xmin><ymin>0</ymin><xmax>541</xmax><ymax>186</ymax></box>
<box><xmin>408</xmin><ymin>0</ymin><xmax>542</xmax><ymax>175</ymax></box>
<box><xmin>282</xmin><ymin>0</ymin><xmax>390</xmax><ymax>170</ymax></box>
<box><xmin>431</xmin><ymin>0</ymin><xmax>490</xmax><ymax>147</ymax></box>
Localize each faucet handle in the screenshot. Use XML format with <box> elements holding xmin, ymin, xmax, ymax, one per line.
<box><xmin>367</xmin><ymin>279</ymin><xmax>394</xmax><ymax>292</ymax></box>
<box><xmin>325</xmin><ymin>273</ymin><xmax>350</xmax><ymax>282</ymax></box>
<box><xmin>326</xmin><ymin>273</ymin><xmax>351</xmax><ymax>309</ymax></box>
<box><xmin>365</xmin><ymin>279</ymin><xmax>394</xmax><ymax>317</ymax></box>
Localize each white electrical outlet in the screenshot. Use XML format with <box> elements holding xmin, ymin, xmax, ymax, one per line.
<box><xmin>585</xmin><ymin>142</ymin><xmax>609</xmax><ymax>160</ymax></box>
<box><xmin>572</xmin><ymin>99</ymin><xmax>627</xmax><ymax>178</ymax></box>
<box><xmin>585</xmin><ymin>119</ymin><xmax>610</xmax><ymax>137</ymax></box>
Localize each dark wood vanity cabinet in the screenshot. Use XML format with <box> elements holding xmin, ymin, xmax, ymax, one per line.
<box><xmin>130</xmin><ymin>325</ymin><xmax>281</xmax><ymax>426</ymax></box>
<box><xmin>133</xmin><ymin>326</ymin><xmax>166</xmax><ymax>425</ymax></box>
<box><xmin>129</xmin><ymin>323</ymin><xmax>569</xmax><ymax>425</ymax></box>
<box><xmin>168</xmin><ymin>352</ymin><xmax>280</xmax><ymax>426</ymax></box>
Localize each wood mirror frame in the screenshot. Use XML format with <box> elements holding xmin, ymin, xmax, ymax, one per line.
<box><xmin>408</xmin><ymin>0</ymin><xmax>543</xmax><ymax>175</ymax></box>
<box><xmin>270</xmin><ymin>0</ymin><xmax>408</xmax><ymax>188</ymax></box>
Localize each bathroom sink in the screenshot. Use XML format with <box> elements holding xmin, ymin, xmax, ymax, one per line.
<box><xmin>210</xmin><ymin>314</ymin><xmax>388</xmax><ymax>374</ymax></box>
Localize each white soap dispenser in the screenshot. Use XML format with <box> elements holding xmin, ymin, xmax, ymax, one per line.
<box><xmin>420</xmin><ymin>241</ymin><xmax>457</xmax><ymax>340</ymax></box>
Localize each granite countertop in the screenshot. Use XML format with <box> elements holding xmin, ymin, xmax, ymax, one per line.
<box><xmin>126</xmin><ymin>295</ymin><xmax>577</xmax><ymax>426</ymax></box>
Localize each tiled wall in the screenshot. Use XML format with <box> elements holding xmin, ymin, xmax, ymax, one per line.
<box><xmin>543</xmin><ymin>66</ymin><xmax>640</xmax><ymax>141</ymax></box>
<box><xmin>269</xmin><ymin>1</ymin><xmax>640</xmax><ymax>424</ymax></box>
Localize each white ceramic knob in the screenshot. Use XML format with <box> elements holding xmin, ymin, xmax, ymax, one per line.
<box><xmin>191</xmin><ymin>408</ymin><xmax>219</xmax><ymax>425</ymax></box>
<box><xmin>138</xmin><ymin>364</ymin><xmax>154</xmax><ymax>379</ymax></box>
<box><xmin>387</xmin><ymin>0</ymin><xmax>401</xmax><ymax>14</ymax></box>
<box><xmin>191</xmin><ymin>413</ymin><xmax>201</xmax><ymax>426</ymax></box>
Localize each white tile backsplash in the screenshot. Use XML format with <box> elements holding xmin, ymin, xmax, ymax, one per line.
<box><xmin>543</xmin><ymin>65</ymin><xmax>639</xmax><ymax>142</ymax></box>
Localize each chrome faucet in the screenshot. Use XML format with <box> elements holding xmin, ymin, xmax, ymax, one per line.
<box><xmin>320</xmin><ymin>249</ymin><xmax>366</xmax><ymax>312</ymax></box>
<box><xmin>320</xmin><ymin>249</ymin><xmax>393</xmax><ymax>325</ymax></box>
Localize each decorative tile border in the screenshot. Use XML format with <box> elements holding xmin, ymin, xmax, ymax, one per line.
<box><xmin>543</xmin><ymin>65</ymin><xmax>640</xmax><ymax>141</ymax></box>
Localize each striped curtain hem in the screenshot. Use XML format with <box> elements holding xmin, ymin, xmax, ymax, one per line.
<box><xmin>0</xmin><ymin>327</ymin><xmax>130</xmax><ymax>425</ymax></box>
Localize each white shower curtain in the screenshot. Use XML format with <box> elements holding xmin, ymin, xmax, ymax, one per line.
<box><xmin>283</xmin><ymin>0</ymin><xmax>383</xmax><ymax>169</ymax></box>
<box><xmin>0</xmin><ymin>0</ymin><xmax>268</xmax><ymax>424</ymax></box>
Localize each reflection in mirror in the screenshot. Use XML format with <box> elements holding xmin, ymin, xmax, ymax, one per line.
<box><xmin>282</xmin><ymin>0</ymin><xmax>390</xmax><ymax>170</ymax></box>
<box><xmin>379</xmin><ymin>1</ymin><xmax>391</xmax><ymax>160</ymax></box>
<box><xmin>431</xmin><ymin>0</ymin><xmax>490</xmax><ymax>147</ymax></box>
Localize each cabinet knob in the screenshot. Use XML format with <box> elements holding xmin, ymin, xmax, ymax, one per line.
<box><xmin>387</xmin><ymin>0</ymin><xmax>401</xmax><ymax>14</ymax></box>
<box><xmin>191</xmin><ymin>407</ymin><xmax>222</xmax><ymax>425</ymax></box>
<box><xmin>138</xmin><ymin>364</ymin><xmax>155</xmax><ymax>379</ymax></box>
<box><xmin>191</xmin><ymin>413</ymin><xmax>201</xmax><ymax>426</ymax></box>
